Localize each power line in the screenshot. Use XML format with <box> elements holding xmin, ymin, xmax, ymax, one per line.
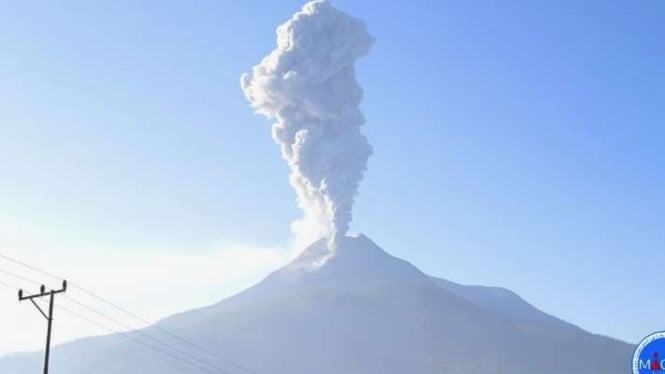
<box><xmin>3</xmin><ymin>276</ymin><xmax>237</xmax><ymax>374</ymax></box>
<box><xmin>51</xmin><ymin>303</ymin><xmax>226</xmax><ymax>374</ymax></box>
<box><xmin>0</xmin><ymin>278</ymin><xmax>20</xmax><ymax>291</ymax></box>
<box><xmin>62</xmin><ymin>295</ymin><xmax>238</xmax><ymax>374</ymax></box>
<box><xmin>0</xmin><ymin>253</ymin><xmax>63</xmax><ymax>281</ymax></box>
<box><xmin>0</xmin><ymin>252</ymin><xmax>257</xmax><ymax>374</ymax></box>
<box><xmin>71</xmin><ymin>286</ymin><xmax>256</xmax><ymax>374</ymax></box>
<box><xmin>0</xmin><ymin>268</ymin><xmax>43</xmax><ymax>286</ymax></box>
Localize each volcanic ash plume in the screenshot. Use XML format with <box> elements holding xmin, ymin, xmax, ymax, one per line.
<box><xmin>241</xmin><ymin>0</ymin><xmax>373</xmax><ymax>248</ymax></box>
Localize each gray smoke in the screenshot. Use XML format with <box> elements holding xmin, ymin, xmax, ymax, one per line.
<box><xmin>241</xmin><ymin>0</ymin><xmax>373</xmax><ymax>248</ymax></box>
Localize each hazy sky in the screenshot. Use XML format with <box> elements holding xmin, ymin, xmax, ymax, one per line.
<box><xmin>0</xmin><ymin>0</ymin><xmax>663</xmax><ymax>352</ymax></box>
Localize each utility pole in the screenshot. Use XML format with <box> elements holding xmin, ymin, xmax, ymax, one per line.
<box><xmin>18</xmin><ymin>280</ymin><xmax>67</xmax><ymax>374</ymax></box>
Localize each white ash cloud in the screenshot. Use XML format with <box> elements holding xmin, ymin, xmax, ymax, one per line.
<box><xmin>241</xmin><ymin>0</ymin><xmax>373</xmax><ymax>248</ymax></box>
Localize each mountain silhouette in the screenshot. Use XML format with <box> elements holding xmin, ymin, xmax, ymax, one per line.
<box><xmin>0</xmin><ymin>234</ymin><xmax>632</xmax><ymax>373</ymax></box>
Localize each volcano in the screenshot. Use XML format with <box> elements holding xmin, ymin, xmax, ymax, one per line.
<box><xmin>0</xmin><ymin>235</ymin><xmax>631</xmax><ymax>373</ymax></box>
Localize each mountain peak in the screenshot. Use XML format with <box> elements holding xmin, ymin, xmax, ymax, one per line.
<box><xmin>272</xmin><ymin>234</ymin><xmax>429</xmax><ymax>287</ymax></box>
<box><xmin>287</xmin><ymin>234</ymin><xmax>385</xmax><ymax>268</ymax></box>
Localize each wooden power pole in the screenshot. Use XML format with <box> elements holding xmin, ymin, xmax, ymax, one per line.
<box><xmin>18</xmin><ymin>280</ymin><xmax>67</xmax><ymax>374</ymax></box>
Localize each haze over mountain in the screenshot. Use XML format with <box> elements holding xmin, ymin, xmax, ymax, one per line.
<box><xmin>0</xmin><ymin>235</ymin><xmax>631</xmax><ymax>374</ymax></box>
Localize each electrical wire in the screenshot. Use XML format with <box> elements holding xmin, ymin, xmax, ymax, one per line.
<box><xmin>69</xmin><ymin>284</ymin><xmax>256</xmax><ymax>374</ymax></box>
<box><xmin>0</xmin><ymin>268</ymin><xmax>43</xmax><ymax>286</ymax></box>
<box><xmin>52</xmin><ymin>302</ymin><xmax>225</xmax><ymax>374</ymax></box>
<box><xmin>2</xmin><ymin>275</ymin><xmax>236</xmax><ymax>374</ymax></box>
<box><xmin>63</xmin><ymin>295</ymin><xmax>237</xmax><ymax>374</ymax></box>
<box><xmin>0</xmin><ymin>253</ymin><xmax>62</xmax><ymax>280</ymax></box>
<box><xmin>0</xmin><ymin>278</ymin><xmax>20</xmax><ymax>291</ymax></box>
<box><xmin>0</xmin><ymin>252</ymin><xmax>257</xmax><ymax>374</ymax></box>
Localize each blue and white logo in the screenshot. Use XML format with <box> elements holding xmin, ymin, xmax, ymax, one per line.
<box><xmin>633</xmin><ymin>331</ymin><xmax>665</xmax><ymax>373</ymax></box>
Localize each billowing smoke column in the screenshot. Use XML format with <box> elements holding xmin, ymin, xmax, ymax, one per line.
<box><xmin>241</xmin><ymin>0</ymin><xmax>373</xmax><ymax>248</ymax></box>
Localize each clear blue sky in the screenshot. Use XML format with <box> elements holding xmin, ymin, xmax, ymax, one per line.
<box><xmin>0</xmin><ymin>0</ymin><xmax>662</xmax><ymax>343</ymax></box>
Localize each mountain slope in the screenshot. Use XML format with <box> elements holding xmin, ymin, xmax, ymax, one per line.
<box><xmin>429</xmin><ymin>276</ymin><xmax>577</xmax><ymax>329</ymax></box>
<box><xmin>0</xmin><ymin>235</ymin><xmax>632</xmax><ymax>374</ymax></box>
